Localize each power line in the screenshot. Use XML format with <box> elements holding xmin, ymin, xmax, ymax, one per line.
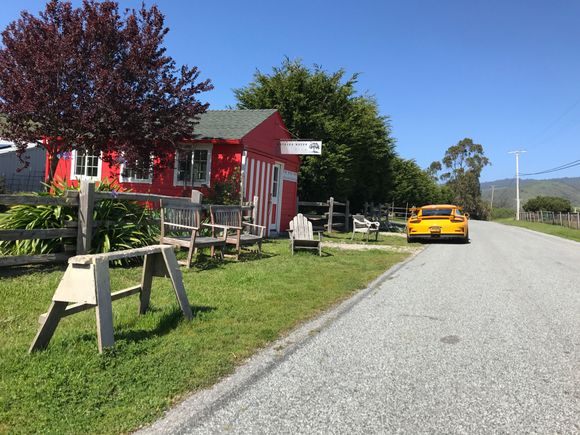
<box><xmin>521</xmin><ymin>159</ymin><xmax>580</xmax><ymax>176</ymax></box>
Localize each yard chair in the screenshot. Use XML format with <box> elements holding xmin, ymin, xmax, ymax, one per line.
<box><xmin>288</xmin><ymin>213</ymin><xmax>322</xmax><ymax>256</ymax></box>
<box><xmin>160</xmin><ymin>199</ymin><xmax>228</xmax><ymax>268</ymax></box>
<box><xmin>210</xmin><ymin>205</ymin><xmax>265</xmax><ymax>259</ymax></box>
<box><xmin>351</xmin><ymin>214</ymin><xmax>380</xmax><ymax>242</ymax></box>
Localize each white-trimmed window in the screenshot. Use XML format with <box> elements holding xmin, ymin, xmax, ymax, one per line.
<box><xmin>120</xmin><ymin>158</ymin><xmax>153</xmax><ymax>184</ymax></box>
<box><xmin>173</xmin><ymin>145</ymin><xmax>212</xmax><ymax>187</ymax></box>
<box><xmin>71</xmin><ymin>149</ymin><xmax>101</xmax><ymax>181</ymax></box>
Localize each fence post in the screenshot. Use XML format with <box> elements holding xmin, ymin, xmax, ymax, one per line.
<box><xmin>252</xmin><ymin>195</ymin><xmax>259</xmax><ymax>224</ymax></box>
<box><xmin>559</xmin><ymin>212</ymin><xmax>563</xmax><ymax>226</ymax></box>
<box><xmin>577</xmin><ymin>212</ymin><xmax>579</xmax><ymax>230</ymax></box>
<box><xmin>345</xmin><ymin>200</ymin><xmax>350</xmax><ymax>232</ymax></box>
<box><xmin>327</xmin><ymin>197</ymin><xmax>334</xmax><ymax>234</ymax></box>
<box><xmin>190</xmin><ymin>190</ymin><xmax>203</xmax><ymax>204</ymax></box>
<box><xmin>77</xmin><ymin>180</ymin><xmax>95</xmax><ymax>255</ymax></box>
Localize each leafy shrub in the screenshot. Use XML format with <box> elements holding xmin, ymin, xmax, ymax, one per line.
<box><xmin>203</xmin><ymin>168</ymin><xmax>241</xmax><ymax>205</ymax></box>
<box><xmin>491</xmin><ymin>207</ymin><xmax>515</xmax><ymax>220</ymax></box>
<box><xmin>523</xmin><ymin>196</ymin><xmax>572</xmax><ymax>213</ymax></box>
<box><xmin>0</xmin><ymin>178</ymin><xmax>158</xmax><ymax>261</ymax></box>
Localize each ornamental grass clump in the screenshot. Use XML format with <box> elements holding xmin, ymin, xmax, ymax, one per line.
<box><xmin>0</xmin><ymin>178</ymin><xmax>158</xmax><ymax>262</ymax></box>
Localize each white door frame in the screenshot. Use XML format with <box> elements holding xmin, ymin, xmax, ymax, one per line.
<box><xmin>270</xmin><ymin>162</ymin><xmax>284</xmax><ymax>234</ymax></box>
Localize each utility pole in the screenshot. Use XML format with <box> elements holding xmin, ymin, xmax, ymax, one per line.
<box><xmin>490</xmin><ymin>185</ymin><xmax>495</xmax><ymax>214</ymax></box>
<box><xmin>508</xmin><ymin>150</ymin><xmax>526</xmax><ymax>220</ymax></box>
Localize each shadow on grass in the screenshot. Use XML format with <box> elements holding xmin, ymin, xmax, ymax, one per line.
<box><xmin>0</xmin><ymin>263</ymin><xmax>67</xmax><ymax>278</ymax></box>
<box><xmin>113</xmin><ymin>305</ymin><xmax>216</xmax><ymax>344</ymax></box>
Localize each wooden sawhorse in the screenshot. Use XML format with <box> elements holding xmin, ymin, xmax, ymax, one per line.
<box><xmin>29</xmin><ymin>245</ymin><xmax>193</xmax><ymax>353</ymax></box>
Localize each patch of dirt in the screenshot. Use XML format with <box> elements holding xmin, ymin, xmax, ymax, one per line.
<box><xmin>322</xmin><ymin>241</ymin><xmax>421</xmax><ymax>253</ymax></box>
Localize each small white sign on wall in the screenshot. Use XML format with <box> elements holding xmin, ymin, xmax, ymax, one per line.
<box><xmin>280</xmin><ymin>140</ymin><xmax>322</xmax><ymax>155</ymax></box>
<box><xmin>283</xmin><ymin>170</ymin><xmax>298</xmax><ymax>182</ymax></box>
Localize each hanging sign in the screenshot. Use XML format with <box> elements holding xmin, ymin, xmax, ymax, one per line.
<box><xmin>280</xmin><ymin>140</ymin><xmax>322</xmax><ymax>155</ymax></box>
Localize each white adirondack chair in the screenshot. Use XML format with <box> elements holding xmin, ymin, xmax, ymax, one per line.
<box><xmin>351</xmin><ymin>214</ymin><xmax>380</xmax><ymax>242</ymax></box>
<box><xmin>289</xmin><ymin>213</ymin><xmax>322</xmax><ymax>256</ymax></box>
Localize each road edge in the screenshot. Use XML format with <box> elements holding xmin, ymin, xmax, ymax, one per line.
<box><xmin>137</xmin><ymin>247</ymin><xmax>427</xmax><ymax>434</ymax></box>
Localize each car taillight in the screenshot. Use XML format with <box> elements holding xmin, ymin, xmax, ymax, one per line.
<box><xmin>451</xmin><ymin>217</ymin><xmax>464</xmax><ymax>222</ymax></box>
<box><xmin>410</xmin><ymin>218</ymin><xmax>421</xmax><ymax>223</ymax></box>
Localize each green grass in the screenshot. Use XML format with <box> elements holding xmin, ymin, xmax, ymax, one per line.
<box><xmin>0</xmin><ymin>239</ymin><xmax>408</xmax><ymax>434</ymax></box>
<box><xmin>495</xmin><ymin>218</ymin><xmax>580</xmax><ymax>242</ymax></box>
<box><xmin>323</xmin><ymin>231</ymin><xmax>409</xmax><ymax>247</ymax></box>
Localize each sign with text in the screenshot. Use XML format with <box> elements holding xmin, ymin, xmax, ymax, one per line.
<box><xmin>280</xmin><ymin>140</ymin><xmax>322</xmax><ymax>155</ymax></box>
<box><xmin>283</xmin><ymin>170</ymin><xmax>298</xmax><ymax>182</ymax></box>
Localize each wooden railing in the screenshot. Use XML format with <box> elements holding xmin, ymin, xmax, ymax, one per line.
<box><xmin>0</xmin><ymin>181</ymin><xmax>256</xmax><ymax>267</ymax></box>
<box><xmin>520</xmin><ymin>211</ymin><xmax>580</xmax><ymax>230</ymax></box>
<box><xmin>296</xmin><ymin>197</ymin><xmax>350</xmax><ymax>233</ymax></box>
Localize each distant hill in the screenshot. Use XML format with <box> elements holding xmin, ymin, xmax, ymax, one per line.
<box><xmin>480</xmin><ymin>177</ymin><xmax>580</xmax><ymax>209</ymax></box>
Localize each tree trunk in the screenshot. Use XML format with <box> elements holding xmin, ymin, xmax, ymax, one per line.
<box><xmin>46</xmin><ymin>154</ymin><xmax>60</xmax><ymax>189</ymax></box>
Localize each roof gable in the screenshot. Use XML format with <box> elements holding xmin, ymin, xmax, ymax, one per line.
<box><xmin>190</xmin><ymin>109</ymin><xmax>278</xmax><ymax>140</ymax></box>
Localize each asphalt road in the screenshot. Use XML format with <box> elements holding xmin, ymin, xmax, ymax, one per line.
<box><xmin>142</xmin><ymin>220</ymin><xmax>580</xmax><ymax>434</ymax></box>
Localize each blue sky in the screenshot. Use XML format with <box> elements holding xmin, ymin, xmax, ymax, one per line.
<box><xmin>2</xmin><ymin>0</ymin><xmax>580</xmax><ymax>182</ymax></box>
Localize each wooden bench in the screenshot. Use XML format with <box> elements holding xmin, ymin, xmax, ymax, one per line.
<box><xmin>210</xmin><ymin>205</ymin><xmax>265</xmax><ymax>259</ymax></box>
<box><xmin>289</xmin><ymin>213</ymin><xmax>322</xmax><ymax>256</ymax></box>
<box><xmin>160</xmin><ymin>199</ymin><xmax>228</xmax><ymax>267</ymax></box>
<box><xmin>29</xmin><ymin>245</ymin><xmax>192</xmax><ymax>354</ymax></box>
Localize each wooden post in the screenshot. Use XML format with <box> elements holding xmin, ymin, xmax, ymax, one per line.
<box><xmin>345</xmin><ymin>200</ymin><xmax>350</xmax><ymax>232</ymax></box>
<box><xmin>559</xmin><ymin>212</ymin><xmax>563</xmax><ymax>226</ymax></box>
<box><xmin>94</xmin><ymin>259</ymin><xmax>114</xmax><ymax>352</ymax></box>
<box><xmin>191</xmin><ymin>190</ymin><xmax>203</xmax><ymax>204</ymax></box>
<box><xmin>77</xmin><ymin>180</ymin><xmax>95</xmax><ymax>255</ymax></box>
<box><xmin>252</xmin><ymin>195</ymin><xmax>259</xmax><ymax>224</ymax></box>
<box><xmin>577</xmin><ymin>212</ymin><xmax>579</xmax><ymax>229</ymax></box>
<box><xmin>328</xmin><ymin>197</ymin><xmax>334</xmax><ymax>234</ymax></box>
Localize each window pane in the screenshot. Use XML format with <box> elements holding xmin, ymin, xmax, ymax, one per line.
<box><xmin>193</xmin><ymin>150</ymin><xmax>208</xmax><ymax>183</ymax></box>
<box><xmin>75</xmin><ymin>150</ymin><xmax>99</xmax><ymax>178</ymax></box>
<box><xmin>75</xmin><ymin>152</ymin><xmax>85</xmax><ymax>176</ymax></box>
<box><xmin>272</xmin><ymin>166</ymin><xmax>279</xmax><ymax>198</ymax></box>
<box><xmin>177</xmin><ymin>151</ymin><xmax>192</xmax><ymax>183</ymax></box>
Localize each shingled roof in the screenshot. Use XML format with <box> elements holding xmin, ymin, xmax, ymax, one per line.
<box><xmin>190</xmin><ymin>109</ymin><xmax>278</xmax><ymax>140</ymax></box>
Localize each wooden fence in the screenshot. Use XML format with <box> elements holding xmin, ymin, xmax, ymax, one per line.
<box><xmin>520</xmin><ymin>211</ymin><xmax>580</xmax><ymax>230</ymax></box>
<box><xmin>296</xmin><ymin>197</ymin><xmax>350</xmax><ymax>233</ymax></box>
<box><xmin>0</xmin><ymin>181</ymin><xmax>256</xmax><ymax>267</ymax></box>
<box><xmin>362</xmin><ymin>202</ymin><xmax>414</xmax><ymax>225</ymax></box>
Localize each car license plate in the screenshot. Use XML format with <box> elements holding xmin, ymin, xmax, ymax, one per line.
<box><xmin>429</xmin><ymin>226</ymin><xmax>441</xmax><ymax>234</ymax></box>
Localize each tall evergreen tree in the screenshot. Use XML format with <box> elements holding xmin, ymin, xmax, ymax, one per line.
<box><xmin>234</xmin><ymin>58</ymin><xmax>396</xmax><ymax>209</ymax></box>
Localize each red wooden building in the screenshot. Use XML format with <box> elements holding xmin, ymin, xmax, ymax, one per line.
<box><xmin>48</xmin><ymin>109</ymin><xmax>300</xmax><ymax>235</ymax></box>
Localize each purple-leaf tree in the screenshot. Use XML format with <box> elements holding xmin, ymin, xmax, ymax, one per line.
<box><xmin>0</xmin><ymin>0</ymin><xmax>212</xmax><ymax>183</ymax></box>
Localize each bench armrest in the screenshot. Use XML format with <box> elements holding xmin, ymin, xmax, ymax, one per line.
<box><xmin>243</xmin><ymin>222</ymin><xmax>266</xmax><ymax>237</ymax></box>
<box><xmin>163</xmin><ymin>222</ymin><xmax>199</xmax><ymax>231</ymax></box>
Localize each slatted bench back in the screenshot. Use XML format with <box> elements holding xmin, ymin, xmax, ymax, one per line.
<box><xmin>290</xmin><ymin>213</ymin><xmax>313</xmax><ymax>240</ymax></box>
<box><xmin>160</xmin><ymin>199</ymin><xmax>203</xmax><ymax>236</ymax></box>
<box><xmin>210</xmin><ymin>205</ymin><xmax>242</xmax><ymax>228</ymax></box>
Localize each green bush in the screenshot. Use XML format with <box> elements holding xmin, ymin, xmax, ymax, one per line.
<box><xmin>0</xmin><ymin>178</ymin><xmax>158</xmax><ymax>262</ymax></box>
<box><xmin>491</xmin><ymin>207</ymin><xmax>515</xmax><ymax>220</ymax></box>
<box><xmin>523</xmin><ymin>196</ymin><xmax>572</xmax><ymax>213</ymax></box>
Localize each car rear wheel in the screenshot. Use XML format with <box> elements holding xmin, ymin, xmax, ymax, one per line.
<box><xmin>462</xmin><ymin>231</ymin><xmax>469</xmax><ymax>244</ymax></box>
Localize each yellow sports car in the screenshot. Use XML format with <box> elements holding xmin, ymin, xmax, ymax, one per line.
<box><xmin>406</xmin><ymin>204</ymin><xmax>469</xmax><ymax>243</ymax></box>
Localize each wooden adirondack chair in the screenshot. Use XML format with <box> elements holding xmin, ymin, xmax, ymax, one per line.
<box><xmin>159</xmin><ymin>199</ymin><xmax>227</xmax><ymax>267</ymax></box>
<box><xmin>289</xmin><ymin>213</ymin><xmax>322</xmax><ymax>256</ymax></box>
<box><xmin>210</xmin><ymin>205</ymin><xmax>265</xmax><ymax>259</ymax></box>
<box><xmin>351</xmin><ymin>214</ymin><xmax>380</xmax><ymax>242</ymax></box>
